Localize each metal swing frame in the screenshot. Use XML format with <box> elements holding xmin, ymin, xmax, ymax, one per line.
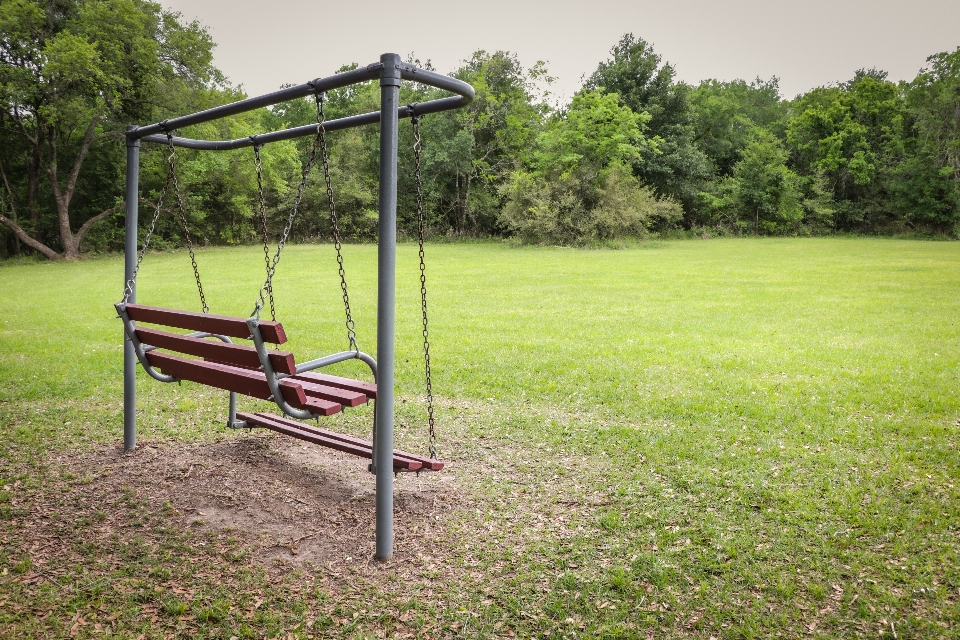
<box><xmin>121</xmin><ymin>54</ymin><xmax>474</xmax><ymax>560</ymax></box>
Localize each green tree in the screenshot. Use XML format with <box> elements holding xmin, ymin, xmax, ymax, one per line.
<box><xmin>733</xmin><ymin>131</ymin><xmax>803</xmax><ymax>233</ymax></box>
<box><xmin>897</xmin><ymin>48</ymin><xmax>960</xmax><ymax>235</ymax></box>
<box><xmin>500</xmin><ymin>90</ymin><xmax>680</xmax><ymax>244</ymax></box>
<box><xmin>441</xmin><ymin>51</ymin><xmax>549</xmax><ymax>234</ymax></box>
<box><xmin>786</xmin><ymin>70</ymin><xmax>906</xmax><ymax>231</ymax></box>
<box><xmin>908</xmin><ymin>48</ymin><xmax>960</xmax><ymax>189</ymax></box>
<box><xmin>0</xmin><ymin>0</ymin><xmax>221</xmax><ymax>259</ymax></box>
<box><xmin>261</xmin><ymin>70</ymin><xmax>384</xmax><ymax>242</ymax></box>
<box><xmin>157</xmin><ymin>109</ymin><xmax>300</xmax><ymax>247</ymax></box>
<box><xmin>699</xmin><ymin>130</ymin><xmax>804</xmax><ymax>234</ymax></box>
<box><xmin>689</xmin><ymin>77</ymin><xmax>787</xmax><ymax>178</ymax></box>
<box><xmin>254</xmin><ymin>53</ymin><xmax>549</xmax><ymax>240</ymax></box>
<box><xmin>584</xmin><ymin>33</ymin><xmax>711</xmax><ymax>212</ymax></box>
<box><xmin>888</xmin><ymin>149</ymin><xmax>960</xmax><ymax>234</ymax></box>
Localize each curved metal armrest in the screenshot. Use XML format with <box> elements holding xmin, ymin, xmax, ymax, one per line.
<box><xmin>294</xmin><ymin>350</ymin><xmax>378</xmax><ymax>383</ymax></box>
<box><xmin>247</xmin><ymin>319</ymin><xmax>378</xmax><ymax>421</ymax></box>
<box><xmin>115</xmin><ymin>302</ymin><xmax>175</xmax><ymax>383</ymax></box>
<box><xmin>115</xmin><ymin>303</ymin><xmax>235</xmax><ymax>384</ymax></box>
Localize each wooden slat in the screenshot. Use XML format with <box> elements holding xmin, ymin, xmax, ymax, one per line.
<box><xmin>295</xmin><ymin>379</ymin><xmax>369</xmax><ymax>407</ymax></box>
<box><xmin>255</xmin><ymin>412</ymin><xmax>382</xmax><ymax>451</ymax></box>
<box><xmin>236</xmin><ymin>411</ymin><xmax>404</xmax><ymax>467</ymax></box>
<box><xmin>240</xmin><ymin>411</ymin><xmax>444</xmax><ymax>471</ymax></box>
<box><xmin>136</xmin><ymin>327</ymin><xmax>297</xmax><ymax>375</ymax></box>
<box><xmin>197</xmin><ymin>359</ymin><xmax>369</xmax><ymax>407</ymax></box>
<box><xmin>237</xmin><ymin>412</ymin><xmax>444</xmax><ymax>471</ymax></box>
<box><xmin>269</xmin><ymin>412</ymin><xmax>444</xmax><ymax>471</ymax></box>
<box><xmin>293</xmin><ymin>371</ymin><xmax>377</xmax><ymax>399</ymax></box>
<box><xmin>125</xmin><ymin>304</ymin><xmax>287</xmax><ymax>344</ymax></box>
<box><xmin>215</xmin><ymin>363</ymin><xmax>376</xmax><ymax>402</ymax></box>
<box><xmin>146</xmin><ymin>352</ymin><xmax>342</xmax><ymax>416</ymax></box>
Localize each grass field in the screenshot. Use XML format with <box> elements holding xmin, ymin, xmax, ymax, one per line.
<box><xmin>1</xmin><ymin>237</ymin><xmax>958</xmax><ymax>639</ymax></box>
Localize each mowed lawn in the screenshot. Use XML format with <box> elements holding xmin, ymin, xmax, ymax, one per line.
<box><xmin>0</xmin><ymin>237</ymin><xmax>958</xmax><ymax>639</ymax></box>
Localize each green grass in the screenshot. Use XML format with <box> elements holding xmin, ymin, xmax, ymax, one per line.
<box><xmin>1</xmin><ymin>237</ymin><xmax>959</xmax><ymax>638</ymax></box>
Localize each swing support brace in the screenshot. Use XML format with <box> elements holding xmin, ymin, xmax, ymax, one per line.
<box><xmin>121</xmin><ymin>54</ymin><xmax>474</xmax><ymax>560</ymax></box>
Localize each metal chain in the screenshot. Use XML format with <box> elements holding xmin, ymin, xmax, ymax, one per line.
<box><xmin>166</xmin><ymin>135</ymin><xmax>209</xmax><ymax>314</ymax></box>
<box><xmin>250</xmin><ymin>95</ymin><xmax>326</xmax><ymax>320</ymax></box>
<box><xmin>121</xmin><ymin>157</ymin><xmax>172</xmax><ymax>304</ymax></box>
<box><xmin>413</xmin><ymin>116</ymin><xmax>437</xmax><ymax>460</ymax></box>
<box><xmin>316</xmin><ymin>95</ymin><xmax>359</xmax><ymax>352</ymax></box>
<box><xmin>253</xmin><ymin>145</ymin><xmax>276</xmax><ymax>322</ymax></box>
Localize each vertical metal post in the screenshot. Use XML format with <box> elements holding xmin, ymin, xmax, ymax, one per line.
<box><xmin>123</xmin><ymin>129</ymin><xmax>140</xmax><ymax>451</ymax></box>
<box><xmin>375</xmin><ymin>53</ymin><xmax>401</xmax><ymax>560</ymax></box>
<box><xmin>227</xmin><ymin>391</ymin><xmax>238</xmax><ymax>428</ymax></box>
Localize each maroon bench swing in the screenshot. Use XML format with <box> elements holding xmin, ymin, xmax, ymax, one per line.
<box><xmin>117</xmin><ymin>95</ymin><xmax>442</xmax><ymax>473</ymax></box>
<box><xmin>115</xmin><ymin>302</ymin><xmax>441</xmax><ymax>472</ymax></box>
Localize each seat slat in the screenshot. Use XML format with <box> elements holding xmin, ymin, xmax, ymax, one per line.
<box><xmin>125</xmin><ymin>304</ymin><xmax>287</xmax><ymax>344</ymax></box>
<box><xmin>292</xmin><ymin>371</ymin><xmax>377</xmax><ymax>399</ymax></box>
<box><xmin>136</xmin><ymin>327</ymin><xmax>297</xmax><ymax>375</ymax></box>
<box><xmin>146</xmin><ymin>352</ymin><xmax>342</xmax><ymax>416</ymax></box>
<box><xmin>203</xmin><ymin>360</ymin><xmax>376</xmax><ymax>402</ymax></box>
<box><xmin>295</xmin><ymin>379</ymin><xmax>369</xmax><ymax>407</ymax></box>
<box><xmin>237</xmin><ymin>412</ymin><xmax>443</xmax><ymax>471</ymax></box>
<box><xmin>197</xmin><ymin>359</ymin><xmax>371</xmax><ymax>407</ymax></box>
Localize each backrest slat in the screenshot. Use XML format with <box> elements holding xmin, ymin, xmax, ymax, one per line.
<box><xmin>125</xmin><ymin>304</ymin><xmax>287</xmax><ymax>344</ymax></box>
<box><xmin>136</xmin><ymin>327</ymin><xmax>297</xmax><ymax>375</ymax></box>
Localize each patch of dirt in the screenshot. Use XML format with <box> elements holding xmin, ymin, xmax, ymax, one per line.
<box><xmin>44</xmin><ymin>432</ymin><xmax>465</xmax><ymax>569</ymax></box>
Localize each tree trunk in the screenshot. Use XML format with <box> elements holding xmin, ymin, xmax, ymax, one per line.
<box><xmin>47</xmin><ymin>116</ymin><xmax>101</xmax><ymax>260</ymax></box>
<box><xmin>26</xmin><ymin>150</ymin><xmax>41</xmax><ymax>240</ymax></box>
<box><xmin>49</xmin><ymin>152</ymin><xmax>79</xmax><ymax>259</ymax></box>
<box><xmin>454</xmin><ymin>172</ymin><xmax>462</xmax><ymax>233</ymax></box>
<box><xmin>463</xmin><ymin>172</ymin><xmax>473</xmax><ymax>235</ymax></box>
<box><xmin>0</xmin><ymin>162</ymin><xmax>22</xmax><ymax>255</ymax></box>
<box><xmin>0</xmin><ymin>212</ymin><xmax>62</xmax><ymax>260</ymax></box>
<box><xmin>7</xmin><ymin>108</ymin><xmax>45</xmax><ymax>240</ymax></box>
<box><xmin>0</xmin><ymin>202</ymin><xmax>125</xmax><ymax>261</ymax></box>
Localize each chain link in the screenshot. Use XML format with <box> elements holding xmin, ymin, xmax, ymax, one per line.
<box><xmin>250</xmin><ymin>96</ymin><xmax>326</xmax><ymax>320</ymax></box>
<box><xmin>166</xmin><ymin>135</ymin><xmax>209</xmax><ymax>314</ymax></box>
<box><xmin>121</xmin><ymin>156</ymin><xmax>172</xmax><ymax>304</ymax></box>
<box><xmin>317</xmin><ymin>95</ymin><xmax>359</xmax><ymax>352</ymax></box>
<box><xmin>413</xmin><ymin>116</ymin><xmax>437</xmax><ymax>460</ymax></box>
<box><xmin>253</xmin><ymin>145</ymin><xmax>276</xmax><ymax>322</ymax></box>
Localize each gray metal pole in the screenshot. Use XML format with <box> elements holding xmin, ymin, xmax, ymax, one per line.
<box><xmin>123</xmin><ymin>129</ymin><xmax>140</xmax><ymax>451</ymax></box>
<box><xmin>375</xmin><ymin>53</ymin><xmax>401</xmax><ymax>560</ymax></box>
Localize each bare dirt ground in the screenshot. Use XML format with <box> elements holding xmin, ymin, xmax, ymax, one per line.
<box><xmin>1</xmin><ymin>403</ymin><xmax>598</xmax><ymax>637</ymax></box>
<box><xmin>42</xmin><ymin>432</ymin><xmax>468</xmax><ymax>572</ymax></box>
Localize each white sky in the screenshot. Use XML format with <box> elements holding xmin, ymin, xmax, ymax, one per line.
<box><xmin>160</xmin><ymin>0</ymin><xmax>959</xmax><ymax>103</ymax></box>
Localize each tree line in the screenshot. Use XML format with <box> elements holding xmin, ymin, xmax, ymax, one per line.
<box><xmin>2</xmin><ymin>2</ymin><xmax>958</xmax><ymax>261</ymax></box>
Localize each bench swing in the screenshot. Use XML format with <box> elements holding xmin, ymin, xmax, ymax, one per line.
<box><xmin>117</xmin><ymin>91</ymin><xmax>441</xmax><ymax>472</ymax></box>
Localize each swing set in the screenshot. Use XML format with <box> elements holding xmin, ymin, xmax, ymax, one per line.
<box><xmin>118</xmin><ymin>54</ymin><xmax>474</xmax><ymax>559</ymax></box>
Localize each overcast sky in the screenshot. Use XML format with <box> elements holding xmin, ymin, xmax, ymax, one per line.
<box><xmin>160</xmin><ymin>0</ymin><xmax>959</xmax><ymax>103</ymax></box>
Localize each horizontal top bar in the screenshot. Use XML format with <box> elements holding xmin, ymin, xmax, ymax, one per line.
<box><xmin>128</xmin><ymin>57</ymin><xmax>474</xmax><ymax>149</ymax></box>
<box><xmin>129</xmin><ymin>64</ymin><xmax>380</xmax><ymax>140</ymax></box>
<box><xmin>140</xmin><ymin>97</ymin><xmax>467</xmax><ymax>151</ymax></box>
